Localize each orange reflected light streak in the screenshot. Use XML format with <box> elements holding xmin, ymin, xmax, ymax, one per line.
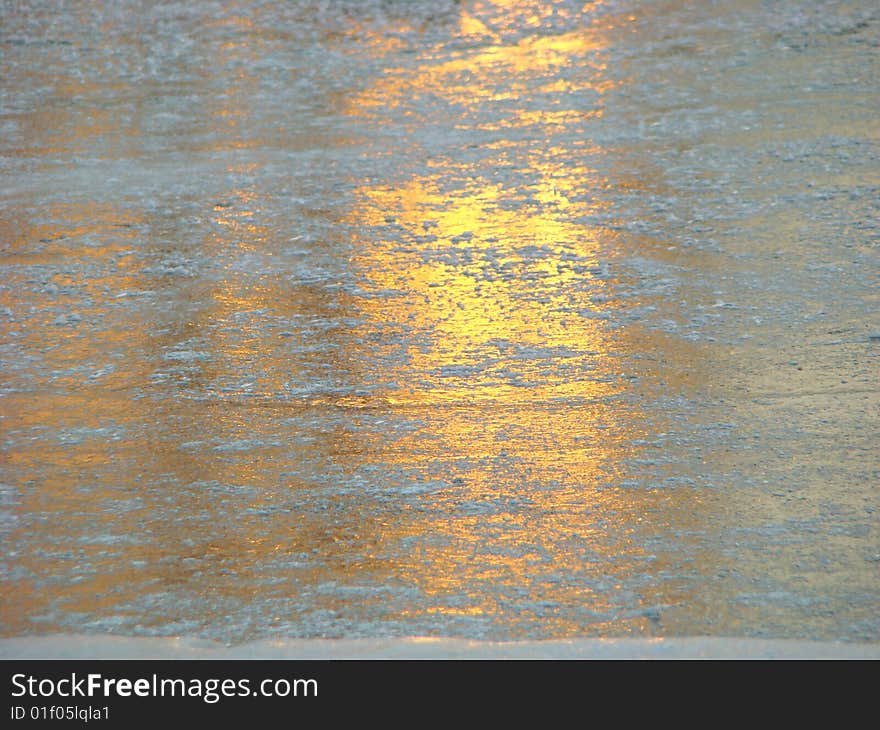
<box><xmin>339</xmin><ymin>2</ymin><xmax>661</xmax><ymax>620</ymax></box>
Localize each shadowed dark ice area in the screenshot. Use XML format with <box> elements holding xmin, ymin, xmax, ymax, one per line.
<box><xmin>1</xmin><ymin>0</ymin><xmax>878</xmax><ymax>642</ymax></box>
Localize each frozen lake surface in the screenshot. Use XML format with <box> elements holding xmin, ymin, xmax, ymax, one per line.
<box><xmin>1</xmin><ymin>0</ymin><xmax>878</xmax><ymax>644</ymax></box>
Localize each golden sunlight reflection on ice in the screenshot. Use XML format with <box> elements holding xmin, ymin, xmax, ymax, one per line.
<box><xmin>337</xmin><ymin>1</ymin><xmax>675</xmax><ymax>624</ymax></box>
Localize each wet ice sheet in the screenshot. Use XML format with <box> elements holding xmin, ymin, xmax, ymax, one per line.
<box><xmin>1</xmin><ymin>0</ymin><xmax>878</xmax><ymax>643</ymax></box>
